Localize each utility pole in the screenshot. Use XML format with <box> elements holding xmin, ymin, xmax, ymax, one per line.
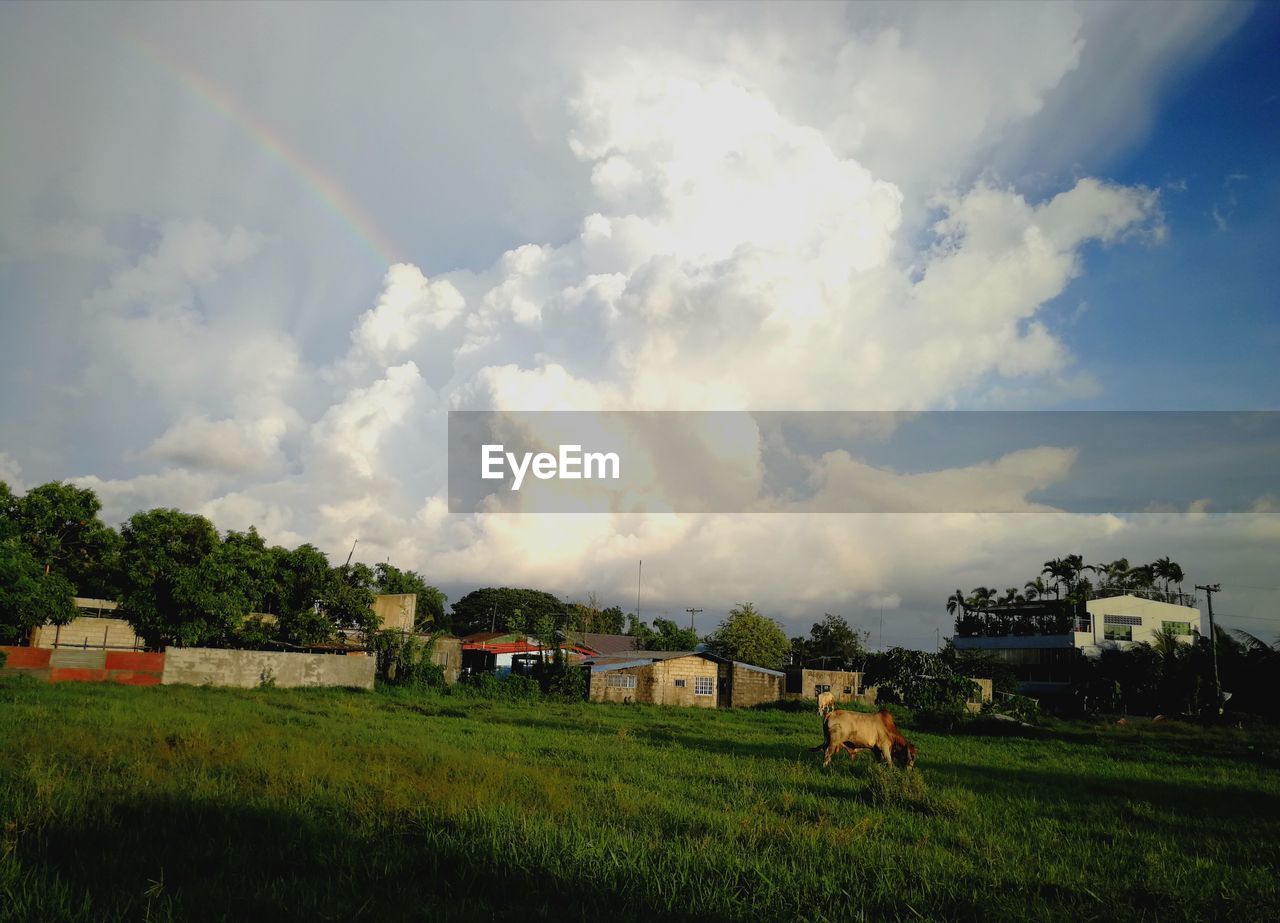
<box><xmin>637</xmin><ymin>560</ymin><xmax>642</xmax><ymax>625</ymax></box>
<box><xmin>344</xmin><ymin>539</ymin><xmax>358</xmax><ymax>567</ymax></box>
<box><xmin>686</xmin><ymin>607</ymin><xmax>703</xmax><ymax>632</ymax></box>
<box><xmin>1195</xmin><ymin>583</ymin><xmax>1222</xmax><ymax>709</ymax></box>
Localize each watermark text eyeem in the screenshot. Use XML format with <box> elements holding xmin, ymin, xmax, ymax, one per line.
<box><xmin>481</xmin><ymin>444</ymin><xmax>621</xmax><ymax>491</ymax></box>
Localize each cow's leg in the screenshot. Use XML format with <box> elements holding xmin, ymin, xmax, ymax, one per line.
<box><xmin>841</xmin><ymin>743</ymin><xmax>868</xmax><ymax>764</ymax></box>
<box><xmin>823</xmin><ymin>742</ymin><xmax>840</xmax><ymax>768</ymax></box>
<box><xmin>877</xmin><ymin>741</ymin><xmax>894</xmax><ymax>766</ymax></box>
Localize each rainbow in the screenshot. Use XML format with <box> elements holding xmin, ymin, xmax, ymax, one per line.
<box><xmin>121</xmin><ymin>31</ymin><xmax>405</xmax><ymax>267</ymax></box>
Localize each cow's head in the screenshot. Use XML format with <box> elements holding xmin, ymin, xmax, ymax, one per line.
<box><xmin>893</xmin><ymin>740</ymin><xmax>918</xmax><ymax>770</ymax></box>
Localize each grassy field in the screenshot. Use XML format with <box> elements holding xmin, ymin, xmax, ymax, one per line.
<box><xmin>1</xmin><ymin>677</ymin><xmax>1277</xmax><ymax>922</ymax></box>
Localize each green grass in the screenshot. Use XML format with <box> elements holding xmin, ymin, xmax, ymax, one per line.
<box><xmin>1</xmin><ymin>677</ymin><xmax>1278</xmax><ymax>921</ymax></box>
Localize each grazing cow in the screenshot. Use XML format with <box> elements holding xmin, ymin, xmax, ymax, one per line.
<box><xmin>808</xmin><ymin>708</ymin><xmax>917</xmax><ymax>769</ymax></box>
<box><xmin>816</xmin><ymin>690</ymin><xmax>836</xmax><ymax>717</ymax></box>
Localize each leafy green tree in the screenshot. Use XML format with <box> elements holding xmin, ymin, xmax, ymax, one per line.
<box><xmin>625</xmin><ymin>613</ymin><xmax>657</xmax><ymax>649</ymax></box>
<box><xmin>865</xmin><ymin>647</ymin><xmax>978</xmax><ymax>718</ymax></box>
<box><xmin>117</xmin><ymin>508</ymin><xmax>222</xmax><ymax>647</ymax></box>
<box><xmin>0</xmin><ymin>537</ymin><xmax>76</xmax><ymax>643</ymax></box>
<box><xmin>597</xmin><ymin>605</ymin><xmax>626</xmax><ymax>634</ymax></box>
<box><xmin>450</xmin><ymin>587</ymin><xmax>566</xmax><ymax>634</ymax></box>
<box><xmin>800</xmin><ymin>613</ymin><xmax>869</xmax><ymax>670</ymax></box>
<box><xmin>264</xmin><ymin>543</ymin><xmax>334</xmax><ymax>644</ymax></box>
<box><xmin>373</xmin><ymin>562</ymin><xmax>446</xmax><ymax>629</ymax></box>
<box><xmin>2</xmin><ymin>480</ymin><xmax>122</xmax><ymax>598</ymax></box>
<box><xmin>650</xmin><ymin>618</ymin><xmax>700</xmax><ymax>651</ymax></box>
<box><xmin>704</xmin><ymin>603</ymin><xmax>789</xmax><ymax>670</ymax></box>
<box><xmin>325</xmin><ymin>562</ymin><xmax>379</xmax><ymax>639</ymax></box>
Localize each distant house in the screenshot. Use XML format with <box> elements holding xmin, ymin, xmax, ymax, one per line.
<box><xmin>460</xmin><ymin>631</ymin><xmax>593</xmax><ymax>676</ymax></box>
<box><xmin>953</xmin><ymin>592</ymin><xmax>1203</xmax><ymax>694</ymax></box>
<box><xmin>716</xmin><ymin>659</ymin><xmax>786</xmax><ymax>707</ymax></box>
<box><xmin>586</xmin><ymin>651</ymin><xmax>721</xmax><ymax>707</ymax></box>
<box><xmin>585</xmin><ymin>651</ymin><xmax>788</xmax><ymax>708</ymax></box>
<box><xmin>784</xmin><ymin>668</ymin><xmax>866</xmax><ymax>703</ymax></box>
<box><xmin>562</xmin><ymin>631</ymin><xmax>641</xmax><ymax>657</ymax></box>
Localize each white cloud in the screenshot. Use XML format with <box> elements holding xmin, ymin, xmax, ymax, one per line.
<box><xmin>2</xmin><ymin>2</ymin><xmax>1267</xmax><ymax>646</ymax></box>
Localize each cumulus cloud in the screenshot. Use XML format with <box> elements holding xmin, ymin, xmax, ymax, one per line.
<box><xmin>3</xmin><ymin>2</ymin><xmax>1269</xmax><ymax>645</ymax></box>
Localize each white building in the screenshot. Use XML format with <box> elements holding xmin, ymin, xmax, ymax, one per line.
<box><xmin>953</xmin><ymin>593</ymin><xmax>1202</xmax><ymax>693</ymax></box>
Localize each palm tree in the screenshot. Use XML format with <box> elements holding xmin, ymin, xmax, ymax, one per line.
<box><xmin>946</xmin><ymin>589</ymin><xmax>968</xmax><ymax>633</ymax></box>
<box><xmin>1024</xmin><ymin>577</ymin><xmax>1049</xmax><ymax>602</ymax></box>
<box><xmin>1152</xmin><ymin>557</ymin><xmax>1186</xmax><ymax>602</ymax></box>
<box><xmin>1128</xmin><ymin>564</ymin><xmax>1155</xmax><ymax>596</ymax></box>
<box><xmin>1042</xmin><ymin>559</ymin><xmax>1065</xmax><ymax>600</ymax></box>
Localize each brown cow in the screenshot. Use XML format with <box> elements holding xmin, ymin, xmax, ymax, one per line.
<box><xmin>808</xmin><ymin>708</ymin><xmax>917</xmax><ymax>769</ymax></box>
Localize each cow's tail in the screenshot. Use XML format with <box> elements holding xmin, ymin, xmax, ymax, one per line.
<box><xmin>806</xmin><ymin>712</ymin><xmax>835</xmax><ymax>752</ymax></box>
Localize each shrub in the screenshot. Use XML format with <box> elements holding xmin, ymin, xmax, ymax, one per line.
<box><xmin>545</xmin><ymin>664</ymin><xmax>587</xmax><ymax>701</ymax></box>
<box><xmin>0</xmin><ymin>648</ymin><xmax>6</xmax><ymax>669</ymax></box>
<box><xmin>372</xmin><ymin>631</ymin><xmax>446</xmax><ymax>690</ymax></box>
<box><xmin>457</xmin><ymin>672</ymin><xmax>541</xmax><ymax>702</ymax></box>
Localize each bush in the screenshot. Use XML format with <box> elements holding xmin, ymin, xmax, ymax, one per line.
<box><xmin>372</xmin><ymin>631</ymin><xmax>446</xmax><ymax>690</ymax></box>
<box><xmin>457</xmin><ymin>672</ymin><xmax>541</xmax><ymax>702</ymax></box>
<box><xmin>0</xmin><ymin>648</ymin><xmax>6</xmax><ymax>669</ymax></box>
<box><xmin>545</xmin><ymin>664</ymin><xmax>587</xmax><ymax>701</ymax></box>
<box><xmin>866</xmin><ymin>648</ymin><xmax>978</xmax><ymax>716</ymax></box>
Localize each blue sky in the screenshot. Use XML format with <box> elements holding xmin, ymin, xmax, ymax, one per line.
<box><xmin>1054</xmin><ymin>1</ymin><xmax>1280</xmax><ymax>410</ymax></box>
<box><xmin>0</xmin><ymin>1</ymin><xmax>1277</xmax><ymax>646</ymax></box>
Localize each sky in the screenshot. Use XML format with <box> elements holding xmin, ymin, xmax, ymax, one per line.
<box><xmin>1</xmin><ymin>0</ymin><xmax>1277</xmax><ymax>646</ymax></box>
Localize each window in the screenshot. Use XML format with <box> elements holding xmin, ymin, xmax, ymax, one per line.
<box><xmin>1163</xmin><ymin>621</ymin><xmax>1191</xmax><ymax>635</ymax></box>
<box><xmin>674</xmin><ymin>679</ymin><xmax>686</xmax><ymax>688</ymax></box>
<box><xmin>694</xmin><ymin>676</ymin><xmax>714</xmax><ymax>696</ymax></box>
<box><xmin>1104</xmin><ymin>624</ymin><xmax>1132</xmax><ymax>642</ymax></box>
<box><xmin>1104</xmin><ymin>615</ymin><xmax>1142</xmax><ymax>626</ymax></box>
<box><xmin>843</xmin><ymin>686</ymin><xmax>853</xmax><ymax>695</ymax></box>
<box><xmin>816</xmin><ymin>684</ymin><xmax>831</xmax><ymax>693</ymax></box>
<box><xmin>606</xmin><ymin>673</ymin><xmax>637</xmax><ymax>689</ymax></box>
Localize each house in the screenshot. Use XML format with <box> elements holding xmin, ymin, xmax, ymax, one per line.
<box><xmin>460</xmin><ymin>631</ymin><xmax>593</xmax><ymax>676</ymax></box>
<box><xmin>586</xmin><ymin>651</ymin><xmax>721</xmax><ymax>707</ymax></box>
<box><xmin>562</xmin><ymin>631</ymin><xmax>640</xmax><ymax>657</ymax></box>
<box><xmin>784</xmin><ymin>668</ymin><xmax>866</xmax><ymax>703</ymax></box>
<box><xmin>953</xmin><ymin>592</ymin><xmax>1203</xmax><ymax>694</ymax></box>
<box><xmin>585</xmin><ymin>651</ymin><xmax>789</xmax><ymax>708</ymax></box>
<box><xmin>717</xmin><ymin>659</ymin><xmax>786</xmax><ymax>707</ymax></box>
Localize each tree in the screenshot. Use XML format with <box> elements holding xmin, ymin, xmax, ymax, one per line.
<box><xmin>864</xmin><ymin>647</ymin><xmax>977</xmax><ymax>716</ymax></box>
<box><xmin>0</xmin><ymin>537</ymin><xmax>76</xmax><ymax>644</ymax></box>
<box><xmin>264</xmin><ymin>543</ymin><xmax>334</xmax><ymax>644</ymax></box>
<box><xmin>649</xmin><ymin>618</ymin><xmax>700</xmax><ymax>651</ymax></box>
<box><xmin>597</xmin><ymin>605</ymin><xmax>626</xmax><ymax>634</ymax></box>
<box><xmin>801</xmin><ymin>613</ymin><xmax>869</xmax><ymax>670</ymax></box>
<box><xmin>117</xmin><ymin>508</ymin><xmax>222</xmax><ymax>648</ymax></box>
<box><xmin>450</xmin><ymin>587</ymin><xmax>566</xmax><ymax>634</ymax></box>
<box><xmin>374</xmin><ymin>562</ymin><xmax>447</xmax><ymax>629</ymax></box>
<box><xmin>2</xmin><ymin>480</ymin><xmax>122</xmax><ymax>597</ymax></box>
<box><xmin>625</xmin><ymin>613</ymin><xmax>658</xmax><ymax>649</ymax></box>
<box><xmin>704</xmin><ymin>603</ymin><xmax>789</xmax><ymax>670</ymax></box>
<box><xmin>325</xmin><ymin>562</ymin><xmax>379</xmax><ymax>639</ymax></box>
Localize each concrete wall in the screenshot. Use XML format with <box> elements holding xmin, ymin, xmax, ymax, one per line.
<box><xmin>430</xmin><ymin>636</ymin><xmax>463</xmax><ymax>684</ymax></box>
<box><xmin>589</xmin><ymin>655</ymin><xmax>720</xmax><ymax>707</ymax></box>
<box><xmin>162</xmin><ymin>648</ymin><xmax>375</xmax><ymax>690</ymax></box>
<box><xmin>373</xmin><ymin>594</ymin><xmax>417</xmax><ymax>632</ymax></box>
<box><xmin>1</xmin><ymin>646</ymin><xmax>163</xmax><ymax>684</ymax></box>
